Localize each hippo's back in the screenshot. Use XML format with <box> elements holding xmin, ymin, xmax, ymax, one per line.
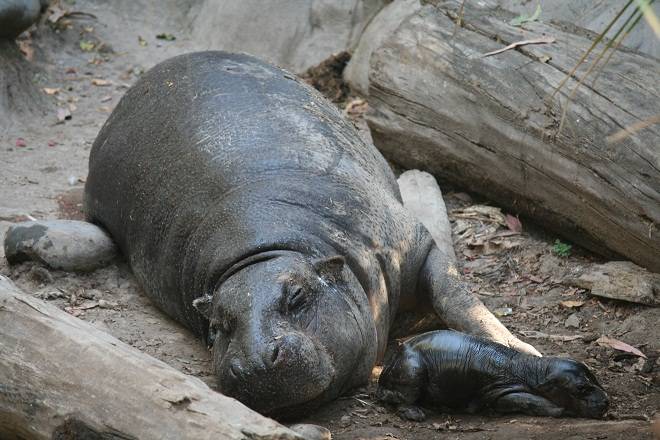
<box><xmin>84</xmin><ymin>51</ymin><xmax>432</xmax><ymax>338</ymax></box>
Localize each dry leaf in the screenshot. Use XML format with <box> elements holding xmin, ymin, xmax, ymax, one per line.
<box><xmin>451</xmin><ymin>205</ymin><xmax>507</xmax><ymax>226</ymax></box>
<box><xmin>17</xmin><ymin>39</ymin><xmax>34</xmax><ymax>60</ymax></box>
<box><xmin>57</xmin><ymin>107</ymin><xmax>72</xmax><ymax>122</ymax></box>
<box><xmin>48</xmin><ymin>4</ymin><xmax>68</xmax><ymax>23</ymax></box>
<box><xmin>505</xmin><ymin>214</ymin><xmax>523</xmax><ymax>233</ymax></box>
<box><xmin>43</xmin><ymin>87</ymin><xmax>60</xmax><ymax>95</ymax></box>
<box><xmin>91</xmin><ymin>78</ymin><xmax>112</xmax><ymax>86</ymax></box>
<box><xmin>560</xmin><ymin>300</ymin><xmax>585</xmax><ymax>308</ymax></box>
<box><xmin>596</xmin><ymin>336</ymin><xmax>647</xmax><ymax>358</ymax></box>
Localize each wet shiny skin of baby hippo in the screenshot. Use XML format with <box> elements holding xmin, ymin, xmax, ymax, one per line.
<box><xmin>194</xmin><ymin>252</ymin><xmax>378</xmax><ymax>419</ymax></box>
<box><xmin>377</xmin><ymin>331</ymin><xmax>608</xmax><ymax>419</ymax></box>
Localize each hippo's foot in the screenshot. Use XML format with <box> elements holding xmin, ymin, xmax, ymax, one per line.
<box><xmin>397</xmin><ymin>405</ymin><xmax>426</xmax><ymax>421</ymax></box>
<box><xmin>4</xmin><ymin>220</ymin><xmax>118</xmax><ymax>272</ymax></box>
<box><xmin>288</xmin><ymin>424</ymin><xmax>331</xmax><ymax>440</ymax></box>
<box><xmin>493</xmin><ymin>392</ymin><xmax>563</xmax><ymax>417</ymax></box>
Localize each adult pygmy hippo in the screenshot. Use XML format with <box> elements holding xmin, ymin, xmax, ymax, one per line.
<box><xmin>6</xmin><ymin>51</ymin><xmax>541</xmax><ymax>418</ymax></box>
<box><xmin>377</xmin><ymin>330</ymin><xmax>609</xmax><ymax>419</ymax></box>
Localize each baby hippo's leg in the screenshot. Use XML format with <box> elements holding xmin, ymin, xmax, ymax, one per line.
<box><xmin>4</xmin><ymin>220</ymin><xmax>117</xmax><ymax>272</ymax></box>
<box><xmin>493</xmin><ymin>392</ymin><xmax>563</xmax><ymax>417</ymax></box>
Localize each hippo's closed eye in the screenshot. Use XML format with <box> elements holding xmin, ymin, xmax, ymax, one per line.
<box><xmin>287</xmin><ymin>285</ymin><xmax>306</xmax><ymax>311</ymax></box>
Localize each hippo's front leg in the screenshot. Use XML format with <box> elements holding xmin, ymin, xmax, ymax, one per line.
<box><xmin>419</xmin><ymin>245</ymin><xmax>541</xmax><ymax>356</ymax></box>
<box><xmin>492</xmin><ymin>392</ymin><xmax>563</xmax><ymax>417</ymax></box>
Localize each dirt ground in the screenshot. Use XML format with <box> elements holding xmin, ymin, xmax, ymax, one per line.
<box><xmin>1</xmin><ymin>2</ymin><xmax>658</xmax><ymax>439</ymax></box>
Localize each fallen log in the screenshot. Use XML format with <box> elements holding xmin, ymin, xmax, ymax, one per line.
<box><xmin>365</xmin><ymin>0</ymin><xmax>660</xmax><ymax>272</ymax></box>
<box><xmin>0</xmin><ymin>275</ymin><xmax>303</xmax><ymax>440</ymax></box>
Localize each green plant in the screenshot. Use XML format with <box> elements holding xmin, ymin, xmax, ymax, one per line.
<box><xmin>553</xmin><ymin>239</ymin><xmax>572</xmax><ymax>257</ymax></box>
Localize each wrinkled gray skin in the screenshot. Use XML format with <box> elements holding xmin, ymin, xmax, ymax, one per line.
<box><xmin>0</xmin><ymin>0</ymin><xmax>42</xmax><ymax>39</ymax></box>
<box><xmin>377</xmin><ymin>331</ymin><xmax>609</xmax><ymax>420</ymax></box>
<box><xmin>82</xmin><ymin>51</ymin><xmax>538</xmax><ymax>418</ymax></box>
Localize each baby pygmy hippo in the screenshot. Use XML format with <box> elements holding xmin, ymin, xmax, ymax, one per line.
<box><xmin>376</xmin><ymin>330</ymin><xmax>608</xmax><ymax>420</ymax></box>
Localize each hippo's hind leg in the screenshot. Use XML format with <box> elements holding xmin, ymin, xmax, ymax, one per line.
<box><xmin>492</xmin><ymin>392</ymin><xmax>563</xmax><ymax>417</ymax></box>
<box><xmin>4</xmin><ymin>220</ymin><xmax>118</xmax><ymax>272</ymax></box>
<box><xmin>418</xmin><ymin>245</ymin><xmax>541</xmax><ymax>356</ymax></box>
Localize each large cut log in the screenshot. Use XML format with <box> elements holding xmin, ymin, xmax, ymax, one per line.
<box><xmin>366</xmin><ymin>0</ymin><xmax>660</xmax><ymax>272</ymax></box>
<box><xmin>0</xmin><ymin>275</ymin><xmax>303</xmax><ymax>440</ymax></box>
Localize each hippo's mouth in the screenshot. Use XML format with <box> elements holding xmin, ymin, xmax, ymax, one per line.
<box><xmin>216</xmin><ymin>339</ymin><xmax>338</xmax><ymax>418</ymax></box>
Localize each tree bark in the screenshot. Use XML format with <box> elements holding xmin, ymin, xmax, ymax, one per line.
<box><xmin>0</xmin><ymin>275</ymin><xmax>303</xmax><ymax>440</ymax></box>
<box><xmin>366</xmin><ymin>0</ymin><xmax>660</xmax><ymax>272</ymax></box>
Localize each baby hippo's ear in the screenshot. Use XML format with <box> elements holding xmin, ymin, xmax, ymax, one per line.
<box><xmin>192</xmin><ymin>294</ymin><xmax>213</xmax><ymax>320</ymax></box>
<box><xmin>313</xmin><ymin>255</ymin><xmax>345</xmax><ymax>281</ymax></box>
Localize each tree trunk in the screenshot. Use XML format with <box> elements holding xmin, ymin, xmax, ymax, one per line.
<box><xmin>366</xmin><ymin>0</ymin><xmax>660</xmax><ymax>272</ymax></box>
<box><xmin>0</xmin><ymin>275</ymin><xmax>302</xmax><ymax>440</ymax></box>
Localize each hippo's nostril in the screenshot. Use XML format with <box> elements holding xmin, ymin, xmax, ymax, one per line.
<box><xmin>271</xmin><ymin>343</ymin><xmax>281</xmax><ymax>365</ymax></box>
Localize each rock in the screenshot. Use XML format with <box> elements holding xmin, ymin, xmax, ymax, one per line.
<box><xmin>497</xmin><ymin>0</ymin><xmax>660</xmax><ymax>59</ymax></box>
<box><xmin>4</xmin><ymin>220</ymin><xmax>118</xmax><ymax>272</ymax></box>
<box><xmin>343</xmin><ymin>0</ymin><xmax>422</xmax><ymax>95</ymax></box>
<box><xmin>288</xmin><ymin>424</ymin><xmax>332</xmax><ymax>440</ymax></box>
<box><xmin>191</xmin><ymin>0</ymin><xmax>388</xmax><ymax>73</ymax></box>
<box><xmin>0</xmin><ymin>0</ymin><xmax>41</xmax><ymax>39</ymax></box>
<box><xmin>397</xmin><ymin>170</ymin><xmax>456</xmax><ymax>262</ymax></box>
<box><xmin>565</xmin><ymin>313</ymin><xmax>581</xmax><ymax>329</ymax></box>
<box><xmin>339</xmin><ymin>415</ymin><xmax>351</xmax><ymax>427</ymax></box>
<box><xmin>98</xmin><ymin>299</ymin><xmax>118</xmax><ymax>309</ymax></box>
<box><xmin>565</xmin><ymin>261</ymin><xmax>660</xmax><ymax>306</ymax></box>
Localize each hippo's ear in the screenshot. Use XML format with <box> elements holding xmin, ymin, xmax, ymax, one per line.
<box><xmin>192</xmin><ymin>294</ymin><xmax>213</xmax><ymax>320</ymax></box>
<box><xmin>313</xmin><ymin>255</ymin><xmax>345</xmax><ymax>280</ymax></box>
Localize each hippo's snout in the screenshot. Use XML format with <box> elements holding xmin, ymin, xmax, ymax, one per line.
<box><xmin>217</xmin><ymin>331</ymin><xmax>336</xmax><ymax>416</ymax></box>
<box><xmin>578</xmin><ymin>388</ymin><xmax>609</xmax><ymax>418</ymax></box>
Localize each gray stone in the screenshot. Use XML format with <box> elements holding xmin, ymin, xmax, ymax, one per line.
<box><xmin>0</xmin><ymin>0</ymin><xmax>41</xmax><ymax>39</ymax></box>
<box><xmin>4</xmin><ymin>220</ymin><xmax>117</xmax><ymax>272</ymax></box>
<box><xmin>565</xmin><ymin>261</ymin><xmax>660</xmax><ymax>306</ymax></box>
<box><xmin>190</xmin><ymin>0</ymin><xmax>388</xmax><ymax>73</ymax></box>
<box><xmin>398</xmin><ymin>169</ymin><xmax>456</xmax><ymax>262</ymax></box>
<box><xmin>565</xmin><ymin>313</ymin><xmax>581</xmax><ymax>329</ymax></box>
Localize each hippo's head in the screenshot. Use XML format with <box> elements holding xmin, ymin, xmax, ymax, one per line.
<box><xmin>536</xmin><ymin>358</ymin><xmax>609</xmax><ymax>418</ymax></box>
<box><xmin>375</xmin><ymin>345</ymin><xmax>423</xmax><ymax>405</ymax></box>
<box><xmin>193</xmin><ymin>251</ymin><xmax>377</xmax><ymax>418</ymax></box>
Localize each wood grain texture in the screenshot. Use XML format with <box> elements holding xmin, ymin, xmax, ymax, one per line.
<box><xmin>366</xmin><ymin>0</ymin><xmax>660</xmax><ymax>271</ymax></box>
<box><xmin>0</xmin><ymin>275</ymin><xmax>303</xmax><ymax>440</ymax></box>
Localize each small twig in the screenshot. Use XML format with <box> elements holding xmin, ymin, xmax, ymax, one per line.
<box><xmin>606</xmin><ymin>114</ymin><xmax>660</xmax><ymax>143</ymax></box>
<box><xmin>452</xmin><ymin>0</ymin><xmax>466</xmax><ymax>38</ymax></box>
<box><xmin>481</xmin><ymin>37</ymin><xmax>555</xmax><ymax>58</ymax></box>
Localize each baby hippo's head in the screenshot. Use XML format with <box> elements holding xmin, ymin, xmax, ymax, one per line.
<box><xmin>375</xmin><ymin>345</ymin><xmax>424</xmax><ymax>405</ymax></box>
<box><xmin>536</xmin><ymin>358</ymin><xmax>609</xmax><ymax>418</ymax></box>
